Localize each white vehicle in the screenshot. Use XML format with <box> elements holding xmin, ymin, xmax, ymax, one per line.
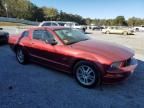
<box><xmin>102</xmin><ymin>26</ymin><xmax>134</xmax><ymax>35</ymax></box>
<box><xmin>89</xmin><ymin>24</ymin><xmax>97</xmax><ymax>30</ymax></box>
<box><xmin>39</xmin><ymin>21</ymin><xmax>86</xmax><ymax>32</ymax></box>
<box><xmin>39</xmin><ymin>21</ymin><xmax>67</xmax><ymax>27</ymax></box>
<box><xmin>133</xmin><ymin>25</ymin><xmax>144</xmax><ymax>32</ymax></box>
<box><xmin>64</xmin><ymin>22</ymin><xmax>86</xmax><ymax>32</ymax></box>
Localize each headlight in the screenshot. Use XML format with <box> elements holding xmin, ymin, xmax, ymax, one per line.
<box><xmin>110</xmin><ymin>61</ymin><xmax>123</xmax><ymax>69</ymax></box>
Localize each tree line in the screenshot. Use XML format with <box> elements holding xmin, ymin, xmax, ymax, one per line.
<box><xmin>85</xmin><ymin>16</ymin><xmax>144</xmax><ymax>26</ymax></box>
<box><xmin>0</xmin><ymin>0</ymin><xmax>144</xmax><ymax>26</ymax></box>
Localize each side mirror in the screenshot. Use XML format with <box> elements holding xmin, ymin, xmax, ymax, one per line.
<box><xmin>45</xmin><ymin>39</ymin><xmax>57</xmax><ymax>45</ymax></box>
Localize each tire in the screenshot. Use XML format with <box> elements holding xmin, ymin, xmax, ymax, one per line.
<box><xmin>16</xmin><ymin>47</ymin><xmax>27</xmax><ymax>64</ymax></box>
<box><xmin>106</xmin><ymin>31</ymin><xmax>110</xmax><ymax>34</ymax></box>
<box><xmin>123</xmin><ymin>31</ymin><xmax>128</xmax><ymax>35</ymax></box>
<box><xmin>73</xmin><ymin>61</ymin><xmax>100</xmax><ymax>88</ymax></box>
<box><xmin>135</xmin><ymin>28</ymin><xmax>139</xmax><ymax>32</ymax></box>
<box><xmin>83</xmin><ymin>28</ymin><xmax>86</xmax><ymax>32</ymax></box>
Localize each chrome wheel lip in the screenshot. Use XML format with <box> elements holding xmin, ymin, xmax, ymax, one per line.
<box><xmin>76</xmin><ymin>65</ymin><xmax>96</xmax><ymax>86</ymax></box>
<box><xmin>17</xmin><ymin>49</ymin><xmax>24</xmax><ymax>63</ymax></box>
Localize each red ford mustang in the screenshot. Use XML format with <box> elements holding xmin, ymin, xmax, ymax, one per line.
<box><xmin>9</xmin><ymin>27</ymin><xmax>137</xmax><ymax>87</ymax></box>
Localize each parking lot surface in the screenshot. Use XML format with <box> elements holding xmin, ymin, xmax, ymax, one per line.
<box><xmin>87</xmin><ymin>30</ymin><xmax>144</xmax><ymax>60</ymax></box>
<box><xmin>0</xmin><ymin>28</ymin><xmax>144</xmax><ymax>108</ymax></box>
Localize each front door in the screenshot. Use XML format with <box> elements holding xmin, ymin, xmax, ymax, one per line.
<box><xmin>29</xmin><ymin>29</ymin><xmax>55</xmax><ymax>63</ymax></box>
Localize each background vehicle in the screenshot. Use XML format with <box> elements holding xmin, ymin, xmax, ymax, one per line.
<box><xmin>0</xmin><ymin>28</ymin><xmax>9</xmax><ymax>44</ymax></box>
<box><xmin>64</xmin><ymin>22</ymin><xmax>86</xmax><ymax>32</ymax></box>
<box><xmin>39</xmin><ymin>21</ymin><xmax>67</xmax><ymax>27</ymax></box>
<box><xmin>102</xmin><ymin>26</ymin><xmax>134</xmax><ymax>35</ymax></box>
<box><xmin>8</xmin><ymin>27</ymin><xmax>137</xmax><ymax>87</ymax></box>
<box><xmin>133</xmin><ymin>25</ymin><xmax>144</xmax><ymax>32</ymax></box>
<box><xmin>39</xmin><ymin>21</ymin><xmax>86</xmax><ymax>32</ymax></box>
<box><xmin>92</xmin><ymin>26</ymin><xmax>104</xmax><ymax>30</ymax></box>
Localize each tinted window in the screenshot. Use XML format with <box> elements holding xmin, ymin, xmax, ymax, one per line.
<box><xmin>75</xmin><ymin>23</ymin><xmax>79</xmax><ymax>26</ymax></box>
<box><xmin>42</xmin><ymin>22</ymin><xmax>51</xmax><ymax>26</ymax></box>
<box><xmin>58</xmin><ymin>23</ymin><xmax>66</xmax><ymax>26</ymax></box>
<box><xmin>21</xmin><ymin>31</ymin><xmax>29</xmax><ymax>37</ymax></box>
<box><xmin>33</xmin><ymin>30</ymin><xmax>43</xmax><ymax>40</ymax></box>
<box><xmin>51</xmin><ymin>23</ymin><xmax>58</xmax><ymax>26</ymax></box>
<box><xmin>42</xmin><ymin>30</ymin><xmax>55</xmax><ymax>41</ymax></box>
<box><xmin>55</xmin><ymin>28</ymin><xmax>89</xmax><ymax>45</ymax></box>
<box><xmin>33</xmin><ymin>30</ymin><xmax>55</xmax><ymax>41</ymax></box>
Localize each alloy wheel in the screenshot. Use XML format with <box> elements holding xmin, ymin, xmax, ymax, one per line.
<box><xmin>76</xmin><ymin>65</ymin><xmax>96</xmax><ymax>86</ymax></box>
<box><xmin>17</xmin><ymin>48</ymin><xmax>24</xmax><ymax>63</ymax></box>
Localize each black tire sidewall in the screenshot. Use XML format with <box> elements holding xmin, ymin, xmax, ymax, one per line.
<box><xmin>16</xmin><ymin>47</ymin><xmax>26</xmax><ymax>64</ymax></box>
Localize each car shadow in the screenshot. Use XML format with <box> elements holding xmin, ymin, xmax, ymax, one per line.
<box><xmin>0</xmin><ymin>43</ymin><xmax>8</xmax><ymax>46</ymax></box>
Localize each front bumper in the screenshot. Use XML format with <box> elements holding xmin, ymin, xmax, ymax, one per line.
<box><xmin>102</xmin><ymin>58</ymin><xmax>138</xmax><ymax>84</ymax></box>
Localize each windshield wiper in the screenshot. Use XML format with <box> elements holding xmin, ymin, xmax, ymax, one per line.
<box><xmin>81</xmin><ymin>38</ymin><xmax>89</xmax><ymax>41</ymax></box>
<box><xmin>67</xmin><ymin>41</ymin><xmax>79</xmax><ymax>45</ymax></box>
<box><xmin>67</xmin><ymin>38</ymin><xmax>89</xmax><ymax>45</ymax></box>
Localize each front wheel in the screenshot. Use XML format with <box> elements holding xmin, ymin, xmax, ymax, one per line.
<box><xmin>106</xmin><ymin>31</ymin><xmax>110</xmax><ymax>34</ymax></box>
<box><xmin>74</xmin><ymin>61</ymin><xmax>100</xmax><ymax>88</ymax></box>
<box><xmin>16</xmin><ymin>47</ymin><xmax>27</xmax><ymax>64</ymax></box>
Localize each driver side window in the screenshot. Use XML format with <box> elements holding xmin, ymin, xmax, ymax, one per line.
<box><xmin>33</xmin><ymin>30</ymin><xmax>43</xmax><ymax>40</ymax></box>
<box><xmin>42</xmin><ymin>30</ymin><xmax>55</xmax><ymax>42</ymax></box>
<box><xmin>33</xmin><ymin>29</ymin><xmax>57</xmax><ymax>43</ymax></box>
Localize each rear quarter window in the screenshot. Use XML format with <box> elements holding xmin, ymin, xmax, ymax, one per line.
<box><xmin>51</xmin><ymin>23</ymin><xmax>58</xmax><ymax>26</ymax></box>
<box><xmin>21</xmin><ymin>31</ymin><xmax>29</xmax><ymax>37</ymax></box>
<box><xmin>42</xmin><ymin>23</ymin><xmax>51</xmax><ymax>26</ymax></box>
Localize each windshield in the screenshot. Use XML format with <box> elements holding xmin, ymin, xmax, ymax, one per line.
<box><xmin>55</xmin><ymin>28</ymin><xmax>89</xmax><ymax>45</ymax></box>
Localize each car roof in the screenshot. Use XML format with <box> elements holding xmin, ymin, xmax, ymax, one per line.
<box><xmin>41</xmin><ymin>21</ymin><xmax>66</xmax><ymax>23</ymax></box>
<box><xmin>29</xmin><ymin>26</ymin><xmax>66</xmax><ymax>31</ymax></box>
<box><xmin>41</xmin><ymin>21</ymin><xmax>77</xmax><ymax>24</ymax></box>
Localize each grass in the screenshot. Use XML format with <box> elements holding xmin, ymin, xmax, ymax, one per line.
<box><xmin>0</xmin><ymin>22</ymin><xmax>28</xmax><ymax>26</ymax></box>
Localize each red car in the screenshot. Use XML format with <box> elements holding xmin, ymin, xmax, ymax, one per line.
<box><xmin>9</xmin><ymin>27</ymin><xmax>137</xmax><ymax>87</ymax></box>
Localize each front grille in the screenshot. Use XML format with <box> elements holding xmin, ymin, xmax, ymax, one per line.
<box><xmin>124</xmin><ymin>58</ymin><xmax>131</xmax><ymax>66</ymax></box>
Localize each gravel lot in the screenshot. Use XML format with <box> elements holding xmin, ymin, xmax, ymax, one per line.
<box><xmin>0</xmin><ymin>28</ymin><xmax>144</xmax><ymax>108</ymax></box>
<box><xmin>87</xmin><ymin>30</ymin><xmax>144</xmax><ymax>60</ymax></box>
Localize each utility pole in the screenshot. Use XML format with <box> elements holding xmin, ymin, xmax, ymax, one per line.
<box><xmin>4</xmin><ymin>3</ymin><xmax>8</xmax><ymax>17</ymax></box>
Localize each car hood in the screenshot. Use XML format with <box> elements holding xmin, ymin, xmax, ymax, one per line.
<box><xmin>71</xmin><ymin>39</ymin><xmax>134</xmax><ymax>63</ymax></box>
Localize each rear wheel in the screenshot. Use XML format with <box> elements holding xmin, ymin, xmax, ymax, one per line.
<box><xmin>135</xmin><ymin>28</ymin><xmax>139</xmax><ymax>32</ymax></box>
<box><xmin>16</xmin><ymin>47</ymin><xmax>27</xmax><ymax>64</ymax></box>
<box><xmin>73</xmin><ymin>61</ymin><xmax>100</xmax><ymax>88</ymax></box>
